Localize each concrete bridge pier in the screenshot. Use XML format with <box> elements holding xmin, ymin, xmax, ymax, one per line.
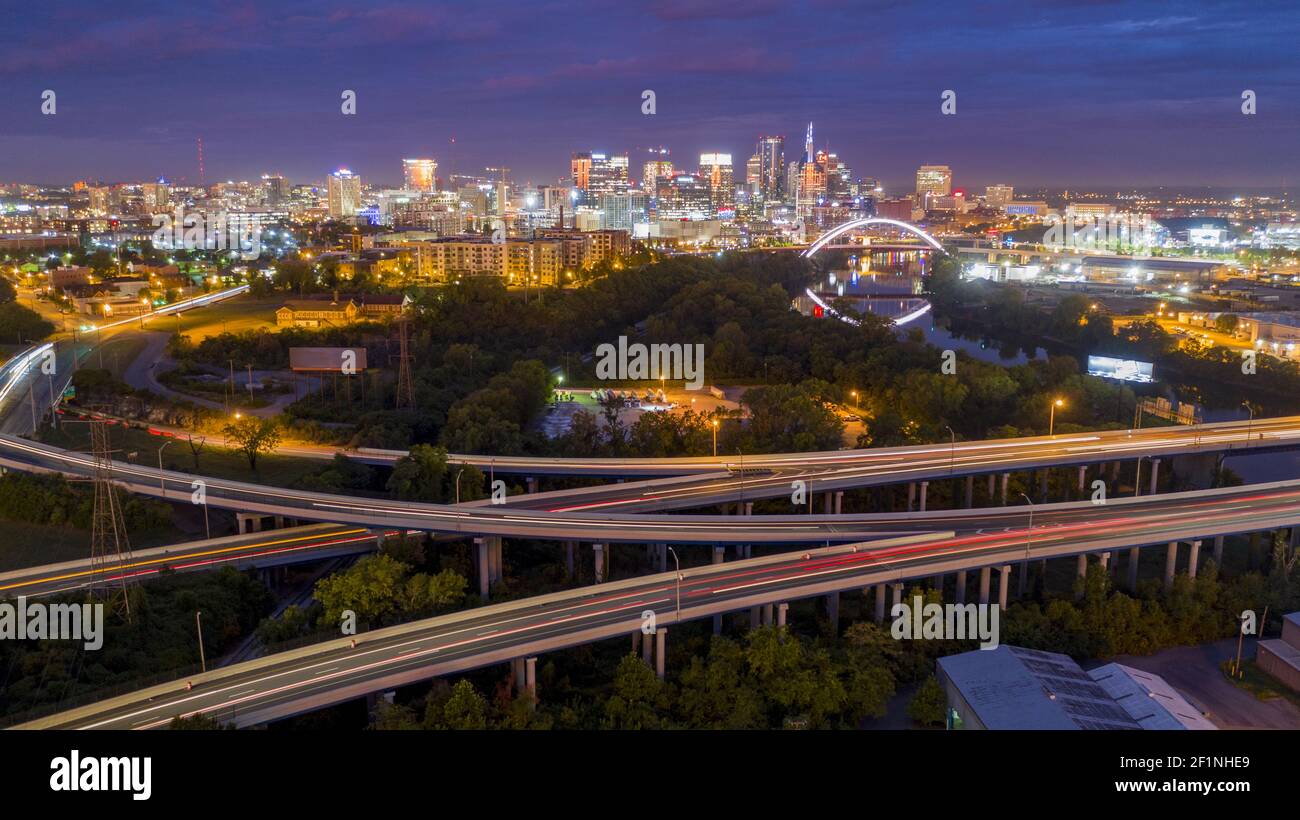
<box><xmin>824</xmin><ymin>492</ymin><xmax>833</xmax><ymax>514</ymax></box>
<box><xmin>1164</xmin><ymin>542</ymin><xmax>1178</xmax><ymax>591</ymax></box>
<box><xmin>762</xmin><ymin>603</ymin><xmax>774</xmax><ymax>626</ymax></box>
<box><xmin>1038</xmin><ymin>470</ymin><xmax>1048</xmax><ymax>501</ymax></box>
<box><xmin>512</xmin><ymin>658</ymin><xmax>526</xmax><ymax>695</ymax></box>
<box><xmin>987</xmin><ymin>474</ymin><xmax>995</xmax><ymax>503</ymax></box>
<box><xmin>655</xmin><ymin>628</ymin><xmax>667</xmax><ymax>680</ymax></box>
<box><xmin>955</xmin><ymin>569</ymin><xmax>967</xmax><ymax>604</ymax></box>
<box><xmin>474</xmin><ymin>537</ymin><xmax>490</xmax><ymax>600</ymax></box>
<box><xmin>1188</xmin><ymin>540</ymin><xmax>1201</xmax><ymax>579</ymax></box>
<box><xmin>1077</xmin><ymin>465</ymin><xmax>1087</xmax><ymax>497</ymax></box>
<box><xmin>1213</xmin><ymin>535</ymin><xmax>1224</xmax><ymax>565</ymax></box>
<box><xmin>525</xmin><ymin>476</ymin><xmax>538</xmax><ymax>494</ymax></box>
<box><xmin>919</xmin><ymin>481</ymin><xmax>930</xmax><ymax>512</ymax></box>
<box><xmin>1128</xmin><ymin>547</ymin><xmax>1141</xmax><ymax>593</ymax></box>
<box><xmin>1098</xmin><ymin>551</ymin><xmax>1110</xmax><ymax>571</ymax></box>
<box><xmin>1000</xmin><ymin>473</ymin><xmax>1010</xmax><ymax>505</ymax></box>
<box><xmin>825</xmin><ymin>591</ymin><xmax>840</xmax><ymax>634</ymax></box>
<box><xmin>1148</xmin><ymin>458</ymin><xmax>1161</xmax><ymax>495</ymax></box>
<box><xmin>834</xmin><ymin>491</ymin><xmax>843</xmax><ymax>515</ymax></box>
<box><xmin>963</xmin><ymin>476</ymin><xmax>974</xmax><ymax>509</ymax></box>
<box><xmin>777</xmin><ymin>602</ymin><xmax>788</xmax><ymax>627</ymax></box>
<box><xmin>750</xmin><ymin>607</ymin><xmax>761</xmax><ymax>629</ymax></box>
<box><xmin>1018</xmin><ymin>561</ymin><xmax>1027</xmax><ymax>596</ymax></box>
<box><xmin>907</xmin><ymin>482</ymin><xmax>916</xmax><ymax>512</ymax></box>
<box><xmin>236</xmin><ymin>513</ymin><xmax>262</xmax><ymax>534</ymax></box>
<box><xmin>524</xmin><ymin>657</ymin><xmax>538</xmax><ymax>708</ymax></box>
<box><xmin>593</xmin><ymin>543</ymin><xmax>606</xmax><ymax>583</ymax></box>
<box><xmin>997</xmin><ymin>565</ymin><xmax>1011</xmax><ymax>609</ymax></box>
<box><xmin>641</xmin><ymin>630</ymin><xmax>652</xmax><ymax>664</ymax></box>
<box><xmin>874</xmin><ymin>585</ymin><xmax>886</xmax><ymax>623</ymax></box>
<box><xmin>979</xmin><ymin>567</ymin><xmax>991</xmax><ymax>605</ymax></box>
<box><xmin>1076</xmin><ymin>554</ymin><xmax>1087</xmax><ymax>579</ymax></box>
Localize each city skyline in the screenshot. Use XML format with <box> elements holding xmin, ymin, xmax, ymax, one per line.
<box><xmin>1</xmin><ymin>0</ymin><xmax>1298</xmax><ymax>189</ymax></box>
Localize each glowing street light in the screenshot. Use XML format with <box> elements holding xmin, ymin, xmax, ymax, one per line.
<box><xmin>1048</xmin><ymin>397</ymin><xmax>1064</xmax><ymax>436</ymax></box>
<box><xmin>711</xmin><ymin>418</ymin><xmax>719</xmax><ymax>456</ymax></box>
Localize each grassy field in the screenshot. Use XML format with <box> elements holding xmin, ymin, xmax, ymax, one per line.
<box><xmin>84</xmin><ymin>334</ymin><xmax>149</xmax><ymax>379</ymax></box>
<box><xmin>144</xmin><ymin>294</ymin><xmax>280</xmax><ymax>341</ymax></box>
<box><xmin>43</xmin><ymin>423</ymin><xmax>336</xmax><ymax>489</ymax></box>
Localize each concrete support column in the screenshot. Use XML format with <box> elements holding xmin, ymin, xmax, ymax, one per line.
<box><xmin>512</xmin><ymin>658</ymin><xmax>526</xmax><ymax>695</ymax></box>
<box><xmin>658</xmin><ymin>543</ymin><xmax>668</xmax><ymax>572</ymax></box>
<box><xmin>825</xmin><ymin>591</ymin><xmax>840</xmax><ymax>634</ymax></box>
<box><xmin>1214</xmin><ymin>535</ymin><xmax>1224</xmax><ymax>565</ymax></box>
<box><xmin>593</xmin><ymin>543</ymin><xmax>606</xmax><ymax>584</ymax></box>
<box><xmin>1164</xmin><ymin>541</ymin><xmax>1178</xmax><ymax>591</ymax></box>
<box><xmin>964</xmin><ymin>475</ymin><xmax>974</xmax><ymax>509</ymax></box>
<box><xmin>641</xmin><ymin>630</ymin><xmax>653</xmax><ymax>664</ymax></box>
<box><xmin>955</xmin><ymin>569</ymin><xmax>967</xmax><ymax>604</ymax></box>
<box><xmin>524</xmin><ymin>657</ymin><xmax>537</xmax><ymax>707</ymax></box>
<box><xmin>1188</xmin><ymin>540</ymin><xmax>1201</xmax><ymax>579</ymax></box>
<box><xmin>1099</xmin><ymin>551</ymin><xmax>1110</xmax><ymax>570</ymax></box>
<box><xmin>1000</xmin><ymin>473</ymin><xmax>1009</xmax><ymax>506</ymax></box>
<box><xmin>1077</xmin><ymin>465</ymin><xmax>1087</xmax><ymax>495</ymax></box>
<box><xmin>475</xmin><ymin>537</ymin><xmax>490</xmax><ymax>601</ymax></box>
<box><xmin>655</xmin><ymin>628</ymin><xmax>666</xmax><ymax>680</ymax></box>
<box><xmin>907</xmin><ymin>482</ymin><xmax>916</xmax><ymax>512</ymax></box>
<box><xmin>1039</xmin><ymin>469</ymin><xmax>1049</xmax><ymax>501</ymax></box>
<box><xmin>1018</xmin><ymin>561</ymin><xmax>1027</xmax><ymax>596</ymax></box>
<box><xmin>998</xmin><ymin>565</ymin><xmax>1011</xmax><ymax>609</ymax></box>
<box><xmin>1077</xmin><ymin>554</ymin><xmax>1087</xmax><ymax>578</ymax></box>
<box><xmin>979</xmin><ymin>567</ymin><xmax>991</xmax><ymax>605</ymax></box>
<box><xmin>834</xmin><ymin>491</ymin><xmax>844</xmax><ymax>515</ymax></box>
<box><xmin>987</xmin><ymin>474</ymin><xmax>995</xmax><ymax>501</ymax></box>
<box><xmin>763</xmin><ymin>603</ymin><xmax>774</xmax><ymax>626</ymax></box>
<box><xmin>919</xmin><ymin>481</ymin><xmax>930</xmax><ymax>512</ymax></box>
<box><xmin>274</xmin><ymin>515</ymin><xmax>284</xmax><ymax>529</ymax></box>
<box><xmin>750</xmin><ymin>607</ymin><xmax>761</xmax><ymax>629</ymax></box>
<box><xmin>874</xmin><ymin>584</ymin><xmax>886</xmax><ymax>623</ymax></box>
<box><xmin>1147</xmin><ymin>458</ymin><xmax>1161</xmax><ymax>496</ymax></box>
<box><xmin>743</xmin><ymin>502</ymin><xmax>753</xmax><ymax>516</ymax></box>
<box><xmin>526</xmin><ymin>476</ymin><xmax>537</xmax><ymax>494</ymax></box>
<box><xmin>712</xmin><ymin>545</ymin><xmax>725</xmax><ymax>565</ymax></box>
<box><xmin>777</xmin><ymin>602</ymin><xmax>788</xmax><ymax>627</ymax></box>
<box><xmin>824</xmin><ymin>492</ymin><xmax>833</xmax><ymax>514</ymax></box>
<box><xmin>1129</xmin><ymin>547</ymin><xmax>1140</xmax><ymax>592</ymax></box>
<box><xmin>565</xmin><ymin>541</ymin><xmax>575</xmax><ymax>577</ymax></box>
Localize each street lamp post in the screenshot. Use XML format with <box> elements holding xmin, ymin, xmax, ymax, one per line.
<box><xmin>1048</xmin><ymin>398</ymin><xmax>1064</xmax><ymax>436</ymax></box>
<box><xmin>1243</xmin><ymin>400</ymin><xmax>1255</xmax><ymax>445</ymax></box>
<box><xmin>158</xmin><ymin>440</ymin><xmax>172</xmax><ymax>496</ymax></box>
<box><xmin>455</xmin><ymin>468</ymin><xmax>465</xmax><ymax>504</ymax></box>
<box><xmin>711</xmin><ymin>418</ymin><xmax>719</xmax><ymax>457</ymax></box>
<box><xmin>667</xmin><ymin>547</ymin><xmax>682</xmax><ymax>624</ymax></box>
<box><xmin>1019</xmin><ymin>492</ymin><xmax>1034</xmax><ymax>561</ymax></box>
<box><xmin>195</xmin><ymin>610</ymin><xmax>207</xmax><ymax>673</ymax></box>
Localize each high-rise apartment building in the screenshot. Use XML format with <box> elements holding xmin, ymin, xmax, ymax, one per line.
<box><xmin>588</xmin><ymin>153</ymin><xmax>629</xmax><ymax>200</ymax></box>
<box><xmin>327</xmin><ymin>168</ymin><xmax>362</xmax><ymax>218</ymax></box>
<box><xmin>641</xmin><ymin>148</ymin><xmax>673</xmax><ymax>193</ymax></box>
<box><xmin>402</xmin><ymin>158</ymin><xmax>438</xmax><ymax>192</ymax></box>
<box><xmin>655</xmin><ymin>174</ymin><xmax>712</xmax><ymax>220</ymax></box>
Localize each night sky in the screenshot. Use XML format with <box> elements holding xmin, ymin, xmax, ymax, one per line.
<box><xmin>2</xmin><ymin>0</ymin><xmax>1297</xmax><ymax>191</ymax></box>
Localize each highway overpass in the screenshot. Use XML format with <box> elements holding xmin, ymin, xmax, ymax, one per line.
<box><xmin>17</xmin><ymin>472</ymin><xmax>1300</xmax><ymax>729</ymax></box>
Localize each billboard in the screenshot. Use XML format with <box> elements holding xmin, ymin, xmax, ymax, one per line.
<box><xmin>1087</xmin><ymin>355</ymin><xmax>1154</xmax><ymax>383</ymax></box>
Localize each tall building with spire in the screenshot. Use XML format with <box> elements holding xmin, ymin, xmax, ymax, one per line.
<box><xmin>756</xmin><ymin>135</ymin><xmax>785</xmax><ymax>202</ymax></box>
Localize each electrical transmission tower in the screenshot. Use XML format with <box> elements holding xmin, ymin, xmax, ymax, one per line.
<box><xmin>88</xmin><ymin>419</ymin><xmax>134</xmax><ymax>622</ymax></box>
<box><xmin>394</xmin><ymin>317</ymin><xmax>415</xmax><ymax>411</ymax></box>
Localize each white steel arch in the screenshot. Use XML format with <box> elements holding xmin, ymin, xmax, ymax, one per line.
<box><xmin>800</xmin><ymin>217</ymin><xmax>945</xmax><ymax>257</ymax></box>
<box><xmin>799</xmin><ymin>217</ymin><xmax>941</xmax><ymax>327</ymax></box>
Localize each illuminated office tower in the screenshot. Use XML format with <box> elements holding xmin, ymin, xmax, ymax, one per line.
<box><xmin>327</xmin><ymin>168</ymin><xmax>362</xmax><ymax>218</ymax></box>
<box><xmin>655</xmin><ymin>174</ymin><xmax>712</xmax><ymax>220</ymax></box>
<box><xmin>402</xmin><ymin>158</ymin><xmax>438</xmax><ymax>192</ymax></box>
<box><xmin>915</xmin><ymin>165</ymin><xmax>953</xmax><ymax>199</ymax></box>
<box><xmin>756</xmin><ymin>135</ymin><xmax>785</xmax><ymax>201</ymax></box>
<box><xmin>588</xmin><ymin>153</ymin><xmax>629</xmax><ymax>200</ymax></box>
<box><xmin>262</xmin><ymin>174</ymin><xmax>291</xmax><ymax>206</ymax></box>
<box><xmin>745</xmin><ymin>154</ymin><xmax>762</xmax><ymax>194</ymax></box>
<box><xmin>141</xmin><ymin>180</ymin><xmax>171</xmax><ymax>212</ymax></box>
<box><xmin>698</xmin><ymin>153</ymin><xmax>734</xmax><ymax>214</ymax></box>
<box><xmin>985</xmin><ymin>184</ymin><xmax>1014</xmax><ymax>208</ymax></box>
<box><xmin>642</xmin><ymin>148</ymin><xmax>673</xmax><ymax>193</ymax></box>
<box><xmin>571</xmin><ymin>152</ymin><xmax>592</xmax><ymax>199</ymax></box>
